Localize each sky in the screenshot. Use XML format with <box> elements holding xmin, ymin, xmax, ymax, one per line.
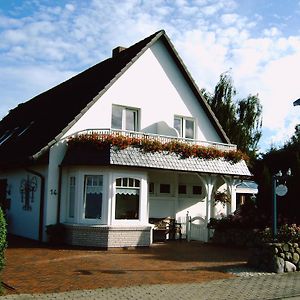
<box><xmin>1</xmin><ymin>0</ymin><xmax>300</xmax><ymax>153</ymax></box>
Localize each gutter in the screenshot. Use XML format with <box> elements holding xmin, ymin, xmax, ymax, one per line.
<box><xmin>26</xmin><ymin>168</ymin><xmax>45</xmax><ymax>242</ymax></box>
<box><xmin>56</xmin><ymin>165</ymin><xmax>63</xmax><ymax>224</ymax></box>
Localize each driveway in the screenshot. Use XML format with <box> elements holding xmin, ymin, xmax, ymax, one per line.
<box><xmin>2</xmin><ymin>235</ymin><xmax>249</xmax><ymax>295</ymax></box>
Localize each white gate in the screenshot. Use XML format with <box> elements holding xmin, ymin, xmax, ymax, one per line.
<box><xmin>186</xmin><ymin>213</ymin><xmax>208</xmax><ymax>242</ymax></box>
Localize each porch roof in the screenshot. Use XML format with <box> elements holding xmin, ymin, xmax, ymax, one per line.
<box><xmin>110</xmin><ymin>148</ymin><xmax>251</xmax><ymax>176</ymax></box>
<box><xmin>63</xmin><ymin>145</ymin><xmax>251</xmax><ymax>177</ymax></box>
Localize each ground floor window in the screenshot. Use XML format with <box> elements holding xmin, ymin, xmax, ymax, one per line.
<box><xmin>84</xmin><ymin>175</ymin><xmax>103</xmax><ymax>219</ymax></box>
<box><xmin>115</xmin><ymin>177</ymin><xmax>140</xmax><ymax>219</ymax></box>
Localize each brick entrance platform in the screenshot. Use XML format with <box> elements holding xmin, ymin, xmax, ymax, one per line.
<box><xmin>2</xmin><ymin>235</ymin><xmax>248</xmax><ymax>295</ymax></box>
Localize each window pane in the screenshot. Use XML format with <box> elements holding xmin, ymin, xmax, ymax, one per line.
<box><xmin>185</xmin><ymin>119</ymin><xmax>195</xmax><ymax>139</ymax></box>
<box><xmin>193</xmin><ymin>185</ymin><xmax>202</xmax><ymax>195</ymax></box>
<box><xmin>149</xmin><ymin>182</ymin><xmax>154</xmax><ymax>194</ymax></box>
<box><xmin>160</xmin><ymin>184</ymin><xmax>170</xmax><ymax>194</ymax></box>
<box><xmin>84</xmin><ymin>175</ymin><xmax>103</xmax><ymax>219</ymax></box>
<box><xmin>69</xmin><ymin>177</ymin><xmax>76</xmax><ymax>218</ymax></box>
<box><xmin>125</xmin><ymin>109</ymin><xmax>137</xmax><ymax>131</ymax></box>
<box><xmin>129</xmin><ymin>178</ymin><xmax>134</xmax><ymax>187</ymax></box>
<box><xmin>174</xmin><ymin>117</ymin><xmax>182</xmax><ymax>137</ymax></box>
<box><xmin>116</xmin><ymin>178</ymin><xmax>122</xmax><ymax>186</ymax></box>
<box><xmin>115</xmin><ymin>178</ymin><xmax>140</xmax><ymax>220</ymax></box>
<box><xmin>178</xmin><ymin>184</ymin><xmax>187</xmax><ymax>194</ymax></box>
<box><xmin>111</xmin><ymin>106</ymin><xmax>123</xmax><ymax>129</ymax></box>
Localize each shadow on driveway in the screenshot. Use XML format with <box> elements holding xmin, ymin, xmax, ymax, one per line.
<box><xmin>2</xmin><ymin>235</ymin><xmax>249</xmax><ymax>295</ymax></box>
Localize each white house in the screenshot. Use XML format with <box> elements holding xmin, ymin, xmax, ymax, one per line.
<box><xmin>0</xmin><ymin>30</ymin><xmax>251</xmax><ymax>248</ymax></box>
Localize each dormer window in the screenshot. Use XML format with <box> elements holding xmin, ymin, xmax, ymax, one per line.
<box><xmin>112</xmin><ymin>105</ymin><xmax>139</xmax><ymax>131</ymax></box>
<box><xmin>174</xmin><ymin>116</ymin><xmax>195</xmax><ymax>139</ymax></box>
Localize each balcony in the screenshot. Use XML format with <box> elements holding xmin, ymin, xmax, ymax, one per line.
<box><xmin>65</xmin><ymin>128</ymin><xmax>237</xmax><ymax>152</ymax></box>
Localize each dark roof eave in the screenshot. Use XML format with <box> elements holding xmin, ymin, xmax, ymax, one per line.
<box><xmin>32</xmin><ymin>30</ymin><xmax>166</xmax><ymax>160</ymax></box>
<box><xmin>160</xmin><ymin>35</ymin><xmax>230</xmax><ymax>144</ymax></box>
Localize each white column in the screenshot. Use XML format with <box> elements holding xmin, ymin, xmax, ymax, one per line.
<box><xmin>196</xmin><ymin>174</ymin><xmax>216</xmax><ymax>239</ymax></box>
<box><xmin>222</xmin><ymin>176</ymin><xmax>238</xmax><ymax>214</ymax></box>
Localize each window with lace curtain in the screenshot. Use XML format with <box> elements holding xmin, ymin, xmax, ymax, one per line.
<box><xmin>115</xmin><ymin>177</ymin><xmax>140</xmax><ymax>219</ymax></box>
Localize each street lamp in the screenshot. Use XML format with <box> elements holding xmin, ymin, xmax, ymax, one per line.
<box><xmin>272</xmin><ymin>168</ymin><xmax>292</xmax><ymax>239</ymax></box>
<box><xmin>293</xmin><ymin>98</ymin><xmax>300</xmax><ymax>106</ymax></box>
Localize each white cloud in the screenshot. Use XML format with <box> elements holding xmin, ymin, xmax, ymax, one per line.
<box><xmin>263</xmin><ymin>26</ymin><xmax>281</xmax><ymax>37</ymax></box>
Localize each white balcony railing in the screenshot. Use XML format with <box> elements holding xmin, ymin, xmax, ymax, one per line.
<box><xmin>66</xmin><ymin>128</ymin><xmax>237</xmax><ymax>152</ymax></box>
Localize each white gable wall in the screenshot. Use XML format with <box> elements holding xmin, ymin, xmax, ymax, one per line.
<box><xmin>62</xmin><ymin>39</ymin><xmax>223</xmax><ymax>143</ymax></box>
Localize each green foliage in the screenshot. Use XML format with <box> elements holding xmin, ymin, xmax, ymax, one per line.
<box><xmin>253</xmin><ymin>125</ymin><xmax>300</xmax><ymax>223</ymax></box>
<box><xmin>68</xmin><ymin>133</ymin><xmax>248</xmax><ymax>163</ymax></box>
<box><xmin>258</xmin><ymin>224</ymin><xmax>300</xmax><ymax>243</ymax></box>
<box><xmin>0</xmin><ymin>208</ymin><xmax>7</xmax><ymax>275</ymax></box>
<box><xmin>208</xmin><ymin>201</ymin><xmax>267</xmax><ymax>231</ymax></box>
<box><xmin>202</xmin><ymin>71</ymin><xmax>262</xmax><ymax>161</ymax></box>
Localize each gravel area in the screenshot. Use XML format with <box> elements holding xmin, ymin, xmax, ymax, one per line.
<box><xmin>226</xmin><ymin>266</ymin><xmax>276</xmax><ymax>277</ymax></box>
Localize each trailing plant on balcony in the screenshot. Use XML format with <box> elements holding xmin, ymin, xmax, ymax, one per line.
<box><xmin>67</xmin><ymin>133</ymin><xmax>248</xmax><ymax>163</ymax></box>
<box><xmin>214</xmin><ymin>191</ymin><xmax>231</xmax><ymax>207</ymax></box>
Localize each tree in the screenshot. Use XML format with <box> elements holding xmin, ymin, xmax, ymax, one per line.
<box><xmin>202</xmin><ymin>72</ymin><xmax>263</xmax><ymax>161</ymax></box>
<box><xmin>253</xmin><ymin>126</ymin><xmax>300</xmax><ymax>224</ymax></box>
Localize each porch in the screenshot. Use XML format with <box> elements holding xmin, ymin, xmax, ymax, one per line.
<box><xmin>53</xmin><ymin>128</ymin><xmax>251</xmax><ymax>248</ymax></box>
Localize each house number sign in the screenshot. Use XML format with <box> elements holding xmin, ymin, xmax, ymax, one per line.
<box><xmin>275</xmin><ymin>184</ymin><xmax>288</xmax><ymax>197</ymax></box>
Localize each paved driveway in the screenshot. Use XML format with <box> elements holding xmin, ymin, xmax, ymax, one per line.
<box><xmin>2</xmin><ymin>235</ymin><xmax>249</xmax><ymax>295</ymax></box>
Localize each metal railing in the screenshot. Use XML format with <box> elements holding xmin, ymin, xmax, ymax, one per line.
<box><xmin>66</xmin><ymin>128</ymin><xmax>237</xmax><ymax>152</ymax></box>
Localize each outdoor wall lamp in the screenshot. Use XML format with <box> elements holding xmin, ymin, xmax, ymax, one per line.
<box><xmin>272</xmin><ymin>168</ymin><xmax>292</xmax><ymax>239</ymax></box>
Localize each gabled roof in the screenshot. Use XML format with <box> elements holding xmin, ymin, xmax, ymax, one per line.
<box><xmin>0</xmin><ymin>30</ymin><xmax>230</xmax><ymax>167</ymax></box>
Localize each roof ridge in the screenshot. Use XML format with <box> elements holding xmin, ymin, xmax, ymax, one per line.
<box><xmin>31</xmin><ymin>30</ymin><xmax>165</xmax><ymax>159</ymax></box>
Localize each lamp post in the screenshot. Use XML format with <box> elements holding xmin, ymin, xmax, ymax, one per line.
<box><xmin>293</xmin><ymin>98</ymin><xmax>300</xmax><ymax>106</ymax></box>
<box><xmin>272</xmin><ymin>168</ymin><xmax>292</xmax><ymax>239</ymax></box>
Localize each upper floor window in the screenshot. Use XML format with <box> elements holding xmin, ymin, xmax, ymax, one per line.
<box><xmin>112</xmin><ymin>105</ymin><xmax>139</xmax><ymax>131</ymax></box>
<box><xmin>174</xmin><ymin>116</ymin><xmax>195</xmax><ymax>139</ymax></box>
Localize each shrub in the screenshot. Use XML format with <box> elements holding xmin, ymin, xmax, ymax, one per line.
<box><xmin>208</xmin><ymin>201</ymin><xmax>267</xmax><ymax>231</ymax></box>
<box><xmin>258</xmin><ymin>224</ymin><xmax>300</xmax><ymax>243</ymax></box>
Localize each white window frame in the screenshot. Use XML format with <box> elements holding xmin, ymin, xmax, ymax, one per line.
<box><xmin>158</xmin><ymin>183</ymin><xmax>173</xmax><ymax>197</ymax></box>
<box><xmin>81</xmin><ymin>174</ymin><xmax>104</xmax><ymax>221</ymax></box>
<box><xmin>67</xmin><ymin>176</ymin><xmax>76</xmax><ymax>219</ymax></box>
<box><xmin>114</xmin><ymin>177</ymin><xmax>140</xmax><ymax>220</ymax></box>
<box><xmin>111</xmin><ymin>105</ymin><xmax>139</xmax><ymax>131</ymax></box>
<box><xmin>65</xmin><ymin>170</ymin><xmax>108</xmax><ymax>225</ymax></box>
<box><xmin>111</xmin><ymin>172</ymin><xmax>147</xmax><ymax>225</ymax></box>
<box><xmin>174</xmin><ymin>115</ymin><xmax>196</xmax><ymax>139</ymax></box>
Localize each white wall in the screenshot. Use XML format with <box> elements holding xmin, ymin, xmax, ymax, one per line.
<box><xmin>1</xmin><ymin>167</ymin><xmax>47</xmax><ymax>240</ymax></box>
<box><xmin>62</xmin><ymin>39</ymin><xmax>222</xmax><ymax>143</ymax></box>
<box><xmin>44</xmin><ymin>140</ymin><xmax>68</xmax><ymax>233</ymax></box>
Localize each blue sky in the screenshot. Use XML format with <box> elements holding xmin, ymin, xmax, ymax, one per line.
<box><xmin>1</xmin><ymin>0</ymin><xmax>300</xmax><ymax>152</ymax></box>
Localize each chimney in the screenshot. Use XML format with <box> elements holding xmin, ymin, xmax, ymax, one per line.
<box><xmin>112</xmin><ymin>46</ymin><xmax>126</xmax><ymax>57</ymax></box>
